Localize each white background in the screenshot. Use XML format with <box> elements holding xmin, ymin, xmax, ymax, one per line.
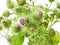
<box><xmin>0</xmin><ymin>0</ymin><xmax>60</xmax><ymax>45</ymax></box>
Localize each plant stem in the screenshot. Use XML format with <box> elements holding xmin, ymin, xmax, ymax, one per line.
<box><xmin>12</xmin><ymin>8</ymin><xmax>16</xmax><ymax>14</ymax></box>
<box><xmin>47</xmin><ymin>19</ymin><xmax>57</xmax><ymax>30</ymax></box>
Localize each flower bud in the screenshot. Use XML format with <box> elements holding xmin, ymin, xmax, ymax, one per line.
<box><xmin>23</xmin><ymin>4</ymin><xmax>31</xmax><ymax>14</ymax></box>
<box><xmin>2</xmin><ymin>10</ymin><xmax>10</xmax><ymax>17</ymax></box>
<box><xmin>1</xmin><ymin>19</ymin><xmax>6</xmax><ymax>24</ymax></box>
<box><xmin>56</xmin><ymin>1</ymin><xmax>60</xmax><ymax>9</ymax></box>
<box><xmin>12</xmin><ymin>23</ymin><xmax>21</xmax><ymax>32</ymax></box>
<box><xmin>49</xmin><ymin>0</ymin><xmax>54</xmax><ymax>2</ymax></box>
<box><xmin>23</xmin><ymin>4</ymin><xmax>30</xmax><ymax>10</ymax></box>
<box><xmin>0</xmin><ymin>16</ymin><xmax>3</xmax><ymax>21</ymax></box>
<box><xmin>17</xmin><ymin>0</ymin><xmax>26</xmax><ymax>6</ymax></box>
<box><xmin>7</xmin><ymin>0</ymin><xmax>14</xmax><ymax>9</ymax></box>
<box><xmin>1</xmin><ymin>19</ymin><xmax>11</xmax><ymax>27</ymax></box>
<box><xmin>30</xmin><ymin>27</ymin><xmax>35</xmax><ymax>32</ymax></box>
<box><xmin>0</xmin><ymin>25</ymin><xmax>2</xmax><ymax>30</ymax></box>
<box><xmin>15</xmin><ymin>6</ymin><xmax>22</xmax><ymax>13</ymax></box>
<box><xmin>15</xmin><ymin>23</ymin><xmax>20</xmax><ymax>27</ymax></box>
<box><xmin>16</xmin><ymin>0</ymin><xmax>19</xmax><ymax>2</ymax></box>
<box><xmin>37</xmin><ymin>10</ymin><xmax>43</xmax><ymax>16</ymax></box>
<box><xmin>56</xmin><ymin>10</ymin><xmax>60</xmax><ymax>18</ymax></box>
<box><xmin>48</xmin><ymin>28</ymin><xmax>55</xmax><ymax>37</ymax></box>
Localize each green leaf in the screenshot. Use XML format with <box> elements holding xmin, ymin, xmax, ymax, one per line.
<box><xmin>52</xmin><ymin>9</ymin><xmax>58</xmax><ymax>15</ymax></box>
<box><xmin>52</xmin><ymin>31</ymin><xmax>60</xmax><ymax>45</ymax></box>
<box><xmin>7</xmin><ymin>35</ymin><xmax>12</xmax><ymax>42</ymax></box>
<box><xmin>12</xmin><ymin>33</ymin><xmax>24</xmax><ymax>45</ymax></box>
<box><xmin>28</xmin><ymin>34</ymin><xmax>52</xmax><ymax>45</ymax></box>
<box><xmin>37</xmin><ymin>24</ymin><xmax>47</xmax><ymax>35</ymax></box>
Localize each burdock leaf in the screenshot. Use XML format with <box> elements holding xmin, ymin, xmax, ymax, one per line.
<box><xmin>52</xmin><ymin>31</ymin><xmax>60</xmax><ymax>45</ymax></box>
<box><xmin>12</xmin><ymin>33</ymin><xmax>24</xmax><ymax>45</ymax></box>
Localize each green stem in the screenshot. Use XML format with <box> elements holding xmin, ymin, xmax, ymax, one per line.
<box><xmin>48</xmin><ymin>21</ymin><xmax>56</xmax><ymax>30</ymax></box>
<box><xmin>47</xmin><ymin>19</ymin><xmax>58</xmax><ymax>30</ymax></box>
<box><xmin>31</xmin><ymin>0</ymin><xmax>37</xmax><ymax>6</ymax></box>
<box><xmin>11</xmin><ymin>8</ymin><xmax>16</xmax><ymax>14</ymax></box>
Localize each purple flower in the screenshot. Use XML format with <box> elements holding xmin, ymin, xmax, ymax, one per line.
<box><xmin>19</xmin><ymin>18</ymin><xmax>26</xmax><ymax>25</ymax></box>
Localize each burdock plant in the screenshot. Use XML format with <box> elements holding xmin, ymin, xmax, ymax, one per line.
<box><xmin>0</xmin><ymin>0</ymin><xmax>60</xmax><ymax>45</ymax></box>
